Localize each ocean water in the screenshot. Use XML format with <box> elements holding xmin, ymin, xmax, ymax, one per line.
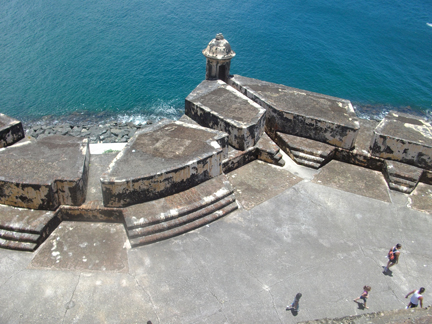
<box><xmin>1</xmin><ymin>0</ymin><xmax>432</xmax><ymax>126</ymax></box>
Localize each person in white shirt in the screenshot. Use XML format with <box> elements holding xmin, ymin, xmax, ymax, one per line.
<box><xmin>405</xmin><ymin>287</ymin><xmax>425</xmax><ymax>308</ymax></box>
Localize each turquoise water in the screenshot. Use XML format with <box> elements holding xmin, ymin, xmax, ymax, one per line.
<box><xmin>1</xmin><ymin>0</ymin><xmax>432</xmax><ymax>125</ymax></box>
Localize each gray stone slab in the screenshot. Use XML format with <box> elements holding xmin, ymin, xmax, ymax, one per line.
<box><xmin>30</xmin><ymin>222</ymin><xmax>129</xmax><ymax>272</ymax></box>
<box><xmin>61</xmin><ymin>272</ymin><xmax>158</xmax><ymax>324</ymax></box>
<box><xmin>0</xmin><ymin>113</ymin><xmax>24</xmax><ymax>148</ymax></box>
<box><xmin>229</xmin><ymin>75</ymin><xmax>360</xmax><ymax>149</ymax></box>
<box><xmin>409</xmin><ymin>182</ymin><xmax>432</xmax><ymax>214</ymax></box>
<box><xmin>101</xmin><ymin>120</ymin><xmax>228</xmax><ymax>207</ymax></box>
<box><xmin>312</xmin><ymin>160</ymin><xmax>391</xmax><ymax>202</ymax></box>
<box><xmin>0</xmin><ymin>248</ymin><xmax>33</xmax><ymax>286</ymax></box>
<box><xmin>226</xmin><ymin>159</ymin><xmax>302</xmax><ymax>210</ymax></box>
<box><xmin>0</xmin><ymin>136</ymin><xmax>89</xmax><ymax>210</ymax></box>
<box><xmin>0</xmin><ymin>269</ymin><xmax>79</xmax><ymax>324</ymax></box>
<box><xmin>86</xmin><ymin>152</ymin><xmax>118</xmax><ymax>202</ymax></box>
<box><xmin>371</xmin><ymin>111</ymin><xmax>432</xmax><ymax>169</ymax></box>
<box><xmin>185</xmin><ymin>80</ymin><xmax>266</xmax><ymax>150</ymax></box>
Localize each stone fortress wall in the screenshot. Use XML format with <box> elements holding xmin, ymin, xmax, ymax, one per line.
<box><xmin>0</xmin><ymin>33</ymin><xmax>431</xmax><ymax>252</ymax></box>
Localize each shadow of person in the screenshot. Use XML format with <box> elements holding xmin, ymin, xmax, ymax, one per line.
<box><xmin>382</xmin><ymin>266</ymin><xmax>393</xmax><ymax>277</ymax></box>
<box><xmin>354</xmin><ymin>300</ymin><xmax>365</xmax><ymax>310</ymax></box>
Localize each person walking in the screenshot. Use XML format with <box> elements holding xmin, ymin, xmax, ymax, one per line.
<box><xmin>286</xmin><ymin>293</ymin><xmax>302</xmax><ymax>313</ymax></box>
<box><xmin>383</xmin><ymin>243</ymin><xmax>401</xmax><ymax>273</ymax></box>
<box><xmin>406</xmin><ymin>287</ymin><xmax>425</xmax><ymax>308</ymax></box>
<box><xmin>353</xmin><ymin>285</ymin><xmax>371</xmax><ymax>309</ymax></box>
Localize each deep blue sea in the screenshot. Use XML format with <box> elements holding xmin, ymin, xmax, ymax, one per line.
<box><xmin>1</xmin><ymin>0</ymin><xmax>432</xmax><ymax>127</ymax></box>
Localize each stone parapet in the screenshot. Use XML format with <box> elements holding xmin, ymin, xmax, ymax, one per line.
<box><xmin>228</xmin><ymin>75</ymin><xmax>360</xmax><ymax>150</ymax></box>
<box><xmin>0</xmin><ymin>136</ymin><xmax>89</xmax><ymax>210</ymax></box>
<box><xmin>0</xmin><ymin>113</ymin><xmax>25</xmax><ymax>148</ymax></box>
<box><xmin>335</xmin><ymin>119</ymin><xmax>384</xmax><ymax>171</ymax></box>
<box><xmin>100</xmin><ymin>120</ymin><xmax>228</xmax><ymax>207</ymax></box>
<box><xmin>370</xmin><ymin>111</ymin><xmax>432</xmax><ymax>170</ymax></box>
<box><xmin>185</xmin><ymin>79</ymin><xmax>266</xmax><ymax>151</ymax></box>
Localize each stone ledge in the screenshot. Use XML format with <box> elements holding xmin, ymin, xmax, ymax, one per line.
<box><xmin>0</xmin><ymin>113</ymin><xmax>24</xmax><ymax>148</ymax></box>
<box><xmin>371</xmin><ymin>111</ymin><xmax>432</xmax><ymax>170</ymax></box>
<box><xmin>298</xmin><ymin>306</ymin><xmax>432</xmax><ymax>324</ymax></box>
<box><xmin>228</xmin><ymin>74</ymin><xmax>360</xmax><ymax>150</ymax></box>
<box><xmin>0</xmin><ymin>136</ymin><xmax>89</xmax><ymax>210</ymax></box>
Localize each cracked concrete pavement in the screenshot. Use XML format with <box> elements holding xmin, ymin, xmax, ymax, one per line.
<box><xmin>0</xmin><ymin>156</ymin><xmax>431</xmax><ymax>323</ymax></box>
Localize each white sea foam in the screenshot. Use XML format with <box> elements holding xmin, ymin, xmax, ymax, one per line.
<box><xmin>427</xmin><ymin>23</ymin><xmax>432</xmax><ymax>28</ymax></box>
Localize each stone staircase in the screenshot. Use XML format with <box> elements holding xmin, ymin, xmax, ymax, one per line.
<box><xmin>123</xmin><ymin>175</ymin><xmax>238</xmax><ymax>247</ymax></box>
<box><xmin>383</xmin><ymin>160</ymin><xmax>423</xmax><ymax>194</ymax></box>
<box><xmin>0</xmin><ymin>205</ymin><xmax>61</xmax><ymax>251</ymax></box>
<box><xmin>275</xmin><ymin>132</ymin><xmax>337</xmax><ymax>169</ymax></box>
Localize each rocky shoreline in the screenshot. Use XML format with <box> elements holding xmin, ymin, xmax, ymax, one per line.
<box><xmin>24</xmin><ymin>121</ymin><xmax>154</xmax><ymax>144</ymax></box>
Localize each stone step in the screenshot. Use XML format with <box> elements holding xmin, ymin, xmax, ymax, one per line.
<box><xmin>129</xmin><ymin>201</ymin><xmax>238</xmax><ymax>247</ymax></box>
<box><xmin>0</xmin><ymin>204</ymin><xmax>59</xmax><ymax>234</ymax></box>
<box><xmin>388</xmin><ymin>183</ymin><xmax>414</xmax><ymax>194</ymax></box>
<box><xmin>128</xmin><ymin>195</ymin><xmax>236</xmax><ymax>238</ymax></box>
<box><xmin>291</xmin><ymin>151</ymin><xmax>325</xmax><ymax>164</ymax></box>
<box><xmin>388</xmin><ymin>176</ymin><xmax>418</xmax><ymax>188</ymax></box>
<box><xmin>274</xmin><ymin>132</ymin><xmax>336</xmax><ymax>169</ymax></box>
<box><xmin>0</xmin><ymin>229</ymin><xmax>40</xmax><ymax>243</ymax></box>
<box><xmin>0</xmin><ymin>237</ymin><xmax>37</xmax><ymax>252</ymax></box>
<box><xmin>123</xmin><ymin>174</ymin><xmax>234</xmax><ymax>230</ymax></box>
<box><xmin>0</xmin><ymin>204</ymin><xmax>61</xmax><ymax>251</ymax></box>
<box><xmin>383</xmin><ymin>160</ymin><xmax>422</xmax><ymax>193</ymax></box>
<box><xmin>293</xmin><ymin>158</ymin><xmax>322</xmax><ymax>169</ymax></box>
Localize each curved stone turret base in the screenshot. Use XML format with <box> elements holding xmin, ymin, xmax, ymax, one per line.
<box><xmin>123</xmin><ymin>174</ymin><xmax>237</xmax><ymax>247</ymax></box>
<box><xmin>101</xmin><ymin>120</ymin><xmax>229</xmax><ymax>207</ymax></box>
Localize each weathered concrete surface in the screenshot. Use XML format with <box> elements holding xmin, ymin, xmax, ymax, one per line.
<box><xmin>371</xmin><ymin>111</ymin><xmax>432</xmax><ymax>170</ymax></box>
<box><xmin>0</xmin><ymin>113</ymin><xmax>25</xmax><ymax>148</ymax></box>
<box><xmin>409</xmin><ymin>182</ymin><xmax>432</xmax><ymax>214</ymax></box>
<box><xmin>0</xmin><ymin>158</ymin><xmax>431</xmax><ymax>323</ymax></box>
<box><xmin>0</xmin><ymin>136</ymin><xmax>89</xmax><ymax>210</ymax></box>
<box><xmin>101</xmin><ymin>120</ymin><xmax>228</xmax><ymax>207</ymax></box>
<box><xmin>185</xmin><ymin>79</ymin><xmax>266</xmax><ymax>150</ymax></box>
<box><xmin>227</xmin><ymin>159</ymin><xmax>302</xmax><ymax>210</ymax></box>
<box><xmin>30</xmin><ymin>221</ymin><xmax>129</xmax><ymax>272</ymax></box>
<box><xmin>312</xmin><ymin>160</ymin><xmax>391</xmax><ymax>203</ymax></box>
<box><xmin>229</xmin><ymin>74</ymin><xmax>360</xmax><ymax>149</ymax></box>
